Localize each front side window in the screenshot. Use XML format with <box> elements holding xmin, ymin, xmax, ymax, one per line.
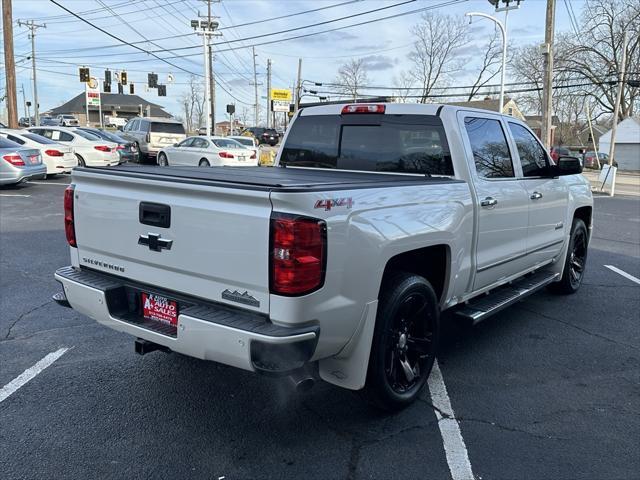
<box><xmin>464</xmin><ymin>117</ymin><xmax>514</xmax><ymax>179</ymax></box>
<box><xmin>509</xmin><ymin>122</ymin><xmax>549</xmax><ymax>177</ymax></box>
<box><xmin>192</xmin><ymin>137</ymin><xmax>209</xmax><ymax>148</ymax></box>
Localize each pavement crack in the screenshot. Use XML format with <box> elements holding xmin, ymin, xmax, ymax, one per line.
<box><xmin>456</xmin><ymin>416</ymin><xmax>568</xmax><ymax>441</ymax></box>
<box><xmin>515</xmin><ymin>305</ymin><xmax>640</xmax><ymax>352</ymax></box>
<box><xmin>417</xmin><ymin>397</ymin><xmax>452</xmax><ymax>419</ymax></box>
<box><xmin>3</xmin><ymin>299</ymin><xmax>54</xmax><ymax>340</ymax></box>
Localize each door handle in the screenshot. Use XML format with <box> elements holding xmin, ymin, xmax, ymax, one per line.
<box><xmin>530</xmin><ymin>191</ymin><xmax>543</xmax><ymax>200</ymax></box>
<box><xmin>480</xmin><ymin>197</ymin><xmax>498</xmax><ymax>208</ymax></box>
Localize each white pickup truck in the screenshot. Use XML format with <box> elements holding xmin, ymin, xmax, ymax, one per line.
<box><xmin>54</xmin><ymin>103</ymin><xmax>592</xmax><ymax>410</ymax></box>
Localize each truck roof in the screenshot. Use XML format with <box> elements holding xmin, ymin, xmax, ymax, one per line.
<box><xmin>298</xmin><ymin>102</ymin><xmax>517</xmax><ymax>119</ymax></box>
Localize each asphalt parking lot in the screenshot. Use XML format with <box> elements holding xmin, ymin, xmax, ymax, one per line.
<box><xmin>1</xmin><ymin>177</ymin><xmax>638</xmax><ymax>480</ymax></box>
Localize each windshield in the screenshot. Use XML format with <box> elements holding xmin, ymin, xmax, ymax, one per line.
<box><xmin>151</xmin><ymin>122</ymin><xmax>185</xmax><ymax>134</ymax></box>
<box><xmin>213</xmin><ymin>138</ymin><xmax>243</xmax><ymax>148</ymax></box>
<box><xmin>232</xmin><ymin>137</ymin><xmax>254</xmax><ymax>147</ymax></box>
<box><xmin>23</xmin><ymin>133</ymin><xmax>57</xmax><ymax>144</ymax></box>
<box><xmin>280</xmin><ymin>114</ymin><xmax>454</xmax><ymax>175</ymax></box>
<box><xmin>62</xmin><ymin>115</ymin><xmax>76</xmax><ymax>119</ymax></box>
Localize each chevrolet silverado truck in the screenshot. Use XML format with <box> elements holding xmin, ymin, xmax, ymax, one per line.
<box><xmin>53</xmin><ymin>103</ymin><xmax>592</xmax><ymax>410</ymax></box>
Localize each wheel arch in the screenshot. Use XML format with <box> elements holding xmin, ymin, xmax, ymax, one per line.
<box><xmin>573</xmin><ymin>205</ymin><xmax>592</xmax><ymax>229</ymax></box>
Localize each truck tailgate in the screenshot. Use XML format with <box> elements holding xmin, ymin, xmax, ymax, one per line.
<box><xmin>72</xmin><ymin>169</ymin><xmax>271</xmax><ymax>313</ymax></box>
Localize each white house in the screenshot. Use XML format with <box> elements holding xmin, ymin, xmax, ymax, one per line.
<box><xmin>599</xmin><ymin>117</ymin><xmax>640</xmax><ymax>171</ymax></box>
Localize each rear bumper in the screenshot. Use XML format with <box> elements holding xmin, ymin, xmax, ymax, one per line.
<box><xmin>54</xmin><ymin>266</ymin><xmax>319</xmax><ymax>374</ymax></box>
<box><xmin>0</xmin><ymin>165</ymin><xmax>47</xmax><ymax>184</ymax></box>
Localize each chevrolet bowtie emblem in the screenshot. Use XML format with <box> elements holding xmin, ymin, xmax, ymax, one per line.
<box><xmin>138</xmin><ymin>233</ymin><xmax>173</xmax><ymax>252</ymax></box>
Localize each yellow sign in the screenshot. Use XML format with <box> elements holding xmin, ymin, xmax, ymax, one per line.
<box><xmin>270</xmin><ymin>88</ymin><xmax>292</xmax><ymax>101</ymax></box>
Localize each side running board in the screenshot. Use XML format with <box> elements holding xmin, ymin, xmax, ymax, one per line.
<box><xmin>455</xmin><ymin>271</ymin><xmax>560</xmax><ymax>325</ymax></box>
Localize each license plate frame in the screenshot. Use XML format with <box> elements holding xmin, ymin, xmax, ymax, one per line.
<box><xmin>141</xmin><ymin>292</ymin><xmax>178</xmax><ymax>327</ymax></box>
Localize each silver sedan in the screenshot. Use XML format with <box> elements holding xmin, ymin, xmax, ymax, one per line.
<box><xmin>0</xmin><ymin>137</ymin><xmax>46</xmax><ymax>185</ymax></box>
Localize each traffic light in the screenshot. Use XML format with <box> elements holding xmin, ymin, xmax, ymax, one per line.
<box><xmin>105</xmin><ymin>70</ymin><xmax>111</xmax><ymax>83</ymax></box>
<box><xmin>120</xmin><ymin>71</ymin><xmax>127</xmax><ymax>85</ymax></box>
<box><xmin>148</xmin><ymin>73</ymin><xmax>158</xmax><ymax>88</ymax></box>
<box><xmin>79</xmin><ymin>67</ymin><xmax>90</xmax><ymax>83</ymax></box>
<box><xmin>158</xmin><ymin>84</ymin><xmax>166</xmax><ymax>96</ymax></box>
<box><xmin>103</xmin><ymin>82</ymin><xmax>111</xmax><ymax>93</ymax></box>
<box><xmin>130</xmin><ymin>83</ymin><xmax>135</xmax><ymax>94</ymax></box>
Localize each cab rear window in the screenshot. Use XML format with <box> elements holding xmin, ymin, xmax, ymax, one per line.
<box><xmin>280</xmin><ymin>114</ymin><xmax>453</xmax><ymax>175</ymax></box>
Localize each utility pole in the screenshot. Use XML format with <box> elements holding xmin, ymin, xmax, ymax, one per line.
<box><xmin>607</xmin><ymin>31</ymin><xmax>628</xmax><ymax>197</ymax></box>
<box><xmin>18</xmin><ymin>19</ymin><xmax>46</xmax><ymax>127</ymax></box>
<box><xmin>207</xmin><ymin>0</ymin><xmax>215</xmax><ymax>133</ymax></box>
<box><xmin>20</xmin><ymin>84</ymin><xmax>27</xmax><ymax>123</ymax></box>
<box><xmin>252</xmin><ymin>47</ymin><xmax>258</xmax><ymax>126</ymax></box>
<box><xmin>541</xmin><ymin>0</ymin><xmax>556</xmax><ymax>150</ymax></box>
<box><xmin>266</xmin><ymin>59</ymin><xmax>272</xmax><ymax>129</ymax></box>
<box><xmin>3</xmin><ymin>0</ymin><xmax>19</xmax><ymax>128</ymax></box>
<box><xmin>295</xmin><ymin>58</ymin><xmax>302</xmax><ymax>111</ymax></box>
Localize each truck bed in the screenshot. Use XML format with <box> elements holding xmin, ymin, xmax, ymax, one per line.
<box><xmin>78</xmin><ymin>165</ymin><xmax>462</xmax><ymax>192</ymax></box>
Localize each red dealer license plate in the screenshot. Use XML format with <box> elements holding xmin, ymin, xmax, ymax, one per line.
<box><xmin>141</xmin><ymin>292</ymin><xmax>178</xmax><ymax>327</ymax></box>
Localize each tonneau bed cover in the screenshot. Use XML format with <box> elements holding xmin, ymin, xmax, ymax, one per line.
<box><xmin>77</xmin><ymin>165</ymin><xmax>460</xmax><ymax>191</ymax></box>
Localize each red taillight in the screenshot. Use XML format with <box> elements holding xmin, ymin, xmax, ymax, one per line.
<box><xmin>45</xmin><ymin>149</ymin><xmax>64</xmax><ymax>157</ymax></box>
<box><xmin>341</xmin><ymin>104</ymin><xmax>386</xmax><ymax>114</ymax></box>
<box><xmin>94</xmin><ymin>145</ymin><xmax>111</xmax><ymax>152</ymax></box>
<box><xmin>219</xmin><ymin>151</ymin><xmax>234</xmax><ymax>158</ymax></box>
<box><xmin>64</xmin><ymin>185</ymin><xmax>77</xmax><ymax>247</ymax></box>
<box><xmin>270</xmin><ymin>213</ymin><xmax>326</xmax><ymax>296</ymax></box>
<box><xmin>3</xmin><ymin>154</ymin><xmax>25</xmax><ymax>166</ymax></box>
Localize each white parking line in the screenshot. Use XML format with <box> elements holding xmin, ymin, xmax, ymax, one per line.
<box><xmin>604</xmin><ymin>265</ymin><xmax>640</xmax><ymax>285</ymax></box>
<box><xmin>428</xmin><ymin>360</ymin><xmax>475</xmax><ymax>480</ymax></box>
<box><xmin>0</xmin><ymin>348</ymin><xmax>69</xmax><ymax>403</ymax></box>
<box><xmin>0</xmin><ymin>194</ymin><xmax>31</xmax><ymax>197</ymax></box>
<box><xmin>27</xmin><ymin>182</ymin><xmax>68</xmax><ymax>186</ymax></box>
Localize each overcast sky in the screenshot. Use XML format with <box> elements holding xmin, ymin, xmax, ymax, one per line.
<box><xmin>3</xmin><ymin>0</ymin><xmax>584</xmax><ymax>123</ymax></box>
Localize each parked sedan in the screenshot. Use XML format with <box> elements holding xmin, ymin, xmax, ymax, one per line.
<box><xmin>0</xmin><ymin>129</ymin><xmax>76</xmax><ymax>176</ymax></box>
<box><xmin>157</xmin><ymin>136</ymin><xmax>258</xmax><ymax>167</ymax></box>
<box><xmin>0</xmin><ymin>137</ymin><xmax>46</xmax><ymax>185</ymax></box>
<box><xmin>228</xmin><ymin>135</ymin><xmax>259</xmax><ymax>158</ymax></box>
<box><xmin>27</xmin><ymin>126</ymin><xmax>119</xmax><ymax>167</ymax></box>
<box><xmin>74</xmin><ymin>127</ymin><xmax>139</xmax><ymax>163</ymax></box>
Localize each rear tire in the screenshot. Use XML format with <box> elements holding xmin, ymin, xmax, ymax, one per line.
<box><xmin>362</xmin><ymin>272</ymin><xmax>440</xmax><ymax>412</ymax></box>
<box><xmin>75</xmin><ymin>154</ymin><xmax>86</xmax><ymax>167</ymax></box>
<box><xmin>548</xmin><ymin>218</ymin><xmax>588</xmax><ymax>294</ymax></box>
<box><xmin>199</xmin><ymin>159</ymin><xmax>210</xmax><ymax>167</ymax></box>
<box><xmin>158</xmin><ymin>153</ymin><xmax>169</xmax><ymax>166</ymax></box>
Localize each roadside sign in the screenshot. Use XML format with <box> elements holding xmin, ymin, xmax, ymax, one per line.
<box><xmin>271</xmin><ymin>100</ymin><xmax>290</xmax><ymax>112</ymax></box>
<box><xmin>270</xmin><ymin>88</ymin><xmax>292</xmax><ymax>102</ymax></box>
<box><xmin>85</xmin><ymin>78</ymin><xmax>101</xmax><ymax>108</ymax></box>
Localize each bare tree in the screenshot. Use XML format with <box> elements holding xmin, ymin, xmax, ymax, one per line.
<box><xmin>466</xmin><ymin>29</ymin><xmax>503</xmax><ymax>101</ymax></box>
<box><xmin>179</xmin><ymin>76</ymin><xmax>205</xmax><ymax>133</ymax></box>
<box><xmin>393</xmin><ymin>70</ymin><xmax>415</xmax><ymax>103</ymax></box>
<box><xmin>409</xmin><ymin>12</ymin><xmax>469</xmax><ymax>103</ymax></box>
<box><xmin>334</xmin><ymin>58</ymin><xmax>369</xmax><ymax>100</ymax></box>
<box><xmin>562</xmin><ymin>0</ymin><xmax>640</xmax><ymax>120</ymax></box>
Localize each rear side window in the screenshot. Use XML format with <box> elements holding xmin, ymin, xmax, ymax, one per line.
<box><xmin>280</xmin><ymin>114</ymin><xmax>454</xmax><ymax>175</ymax></box>
<box><xmin>151</xmin><ymin>122</ymin><xmax>185</xmax><ymax>134</ymax></box>
<box><xmin>74</xmin><ymin>130</ymin><xmax>100</xmax><ymax>141</ymax></box>
<box><xmin>464</xmin><ymin>117</ymin><xmax>514</xmax><ymax>178</ymax></box>
<box><xmin>6</xmin><ymin>134</ymin><xmax>25</xmax><ymax>145</ymax></box>
<box><xmin>23</xmin><ymin>133</ymin><xmax>57</xmax><ymax>144</ymax></box>
<box><xmin>509</xmin><ymin>123</ymin><xmax>549</xmax><ymax>177</ymax></box>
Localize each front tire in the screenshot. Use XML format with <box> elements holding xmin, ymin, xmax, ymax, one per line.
<box><xmin>362</xmin><ymin>272</ymin><xmax>440</xmax><ymax>412</ymax></box>
<box><xmin>549</xmin><ymin>218</ymin><xmax>588</xmax><ymax>294</ymax></box>
<box><xmin>158</xmin><ymin>153</ymin><xmax>169</xmax><ymax>166</ymax></box>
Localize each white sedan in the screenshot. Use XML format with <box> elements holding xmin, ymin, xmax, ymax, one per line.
<box><xmin>157</xmin><ymin>136</ymin><xmax>258</xmax><ymax>167</ymax></box>
<box><xmin>0</xmin><ymin>128</ymin><xmax>77</xmax><ymax>176</ymax></box>
<box><xmin>26</xmin><ymin>126</ymin><xmax>120</xmax><ymax>167</ymax></box>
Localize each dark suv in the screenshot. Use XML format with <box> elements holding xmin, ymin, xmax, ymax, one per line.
<box><xmin>244</xmin><ymin>127</ymin><xmax>279</xmax><ymax>146</ymax></box>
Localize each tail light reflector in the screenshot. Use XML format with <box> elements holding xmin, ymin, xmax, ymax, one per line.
<box><xmin>341</xmin><ymin>104</ymin><xmax>386</xmax><ymax>114</ymax></box>
<box><xmin>94</xmin><ymin>145</ymin><xmax>112</xmax><ymax>152</ymax></box>
<box><xmin>270</xmin><ymin>213</ymin><xmax>326</xmax><ymax>296</ymax></box>
<box><xmin>2</xmin><ymin>154</ymin><xmax>25</xmax><ymax>166</ymax></box>
<box><xmin>64</xmin><ymin>185</ymin><xmax>77</xmax><ymax>247</ymax></box>
<box><xmin>45</xmin><ymin>149</ymin><xmax>64</xmax><ymax>157</ymax></box>
<box><xmin>219</xmin><ymin>151</ymin><xmax>234</xmax><ymax>158</ymax></box>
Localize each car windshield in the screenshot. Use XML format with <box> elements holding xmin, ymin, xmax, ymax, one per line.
<box><xmin>151</xmin><ymin>122</ymin><xmax>185</xmax><ymax>134</ymax></box>
<box><xmin>62</xmin><ymin>115</ymin><xmax>76</xmax><ymax>119</ymax></box>
<box><xmin>213</xmin><ymin>139</ymin><xmax>243</xmax><ymax>148</ymax></box>
<box><xmin>23</xmin><ymin>133</ymin><xmax>57</xmax><ymax>144</ymax></box>
<box><xmin>74</xmin><ymin>130</ymin><xmax>102</xmax><ymax>141</ymax></box>
<box><xmin>281</xmin><ymin>114</ymin><xmax>454</xmax><ymax>175</ymax></box>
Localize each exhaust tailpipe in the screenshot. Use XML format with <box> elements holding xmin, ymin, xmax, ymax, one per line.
<box><xmin>288</xmin><ymin>366</ymin><xmax>316</xmax><ymax>393</ymax></box>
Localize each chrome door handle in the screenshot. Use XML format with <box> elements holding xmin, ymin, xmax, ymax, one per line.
<box><xmin>480</xmin><ymin>197</ymin><xmax>498</xmax><ymax>208</ymax></box>
<box><xmin>530</xmin><ymin>191</ymin><xmax>543</xmax><ymax>200</ymax></box>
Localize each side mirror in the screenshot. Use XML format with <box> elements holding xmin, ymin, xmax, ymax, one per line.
<box><xmin>173</xmin><ymin>143</ymin><xmax>179</xmax><ymax>147</ymax></box>
<box><xmin>552</xmin><ymin>156</ymin><xmax>583</xmax><ymax>176</ymax></box>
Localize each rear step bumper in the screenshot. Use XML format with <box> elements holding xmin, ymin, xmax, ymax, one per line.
<box><xmin>54</xmin><ymin>266</ymin><xmax>318</xmax><ymax>375</ymax></box>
